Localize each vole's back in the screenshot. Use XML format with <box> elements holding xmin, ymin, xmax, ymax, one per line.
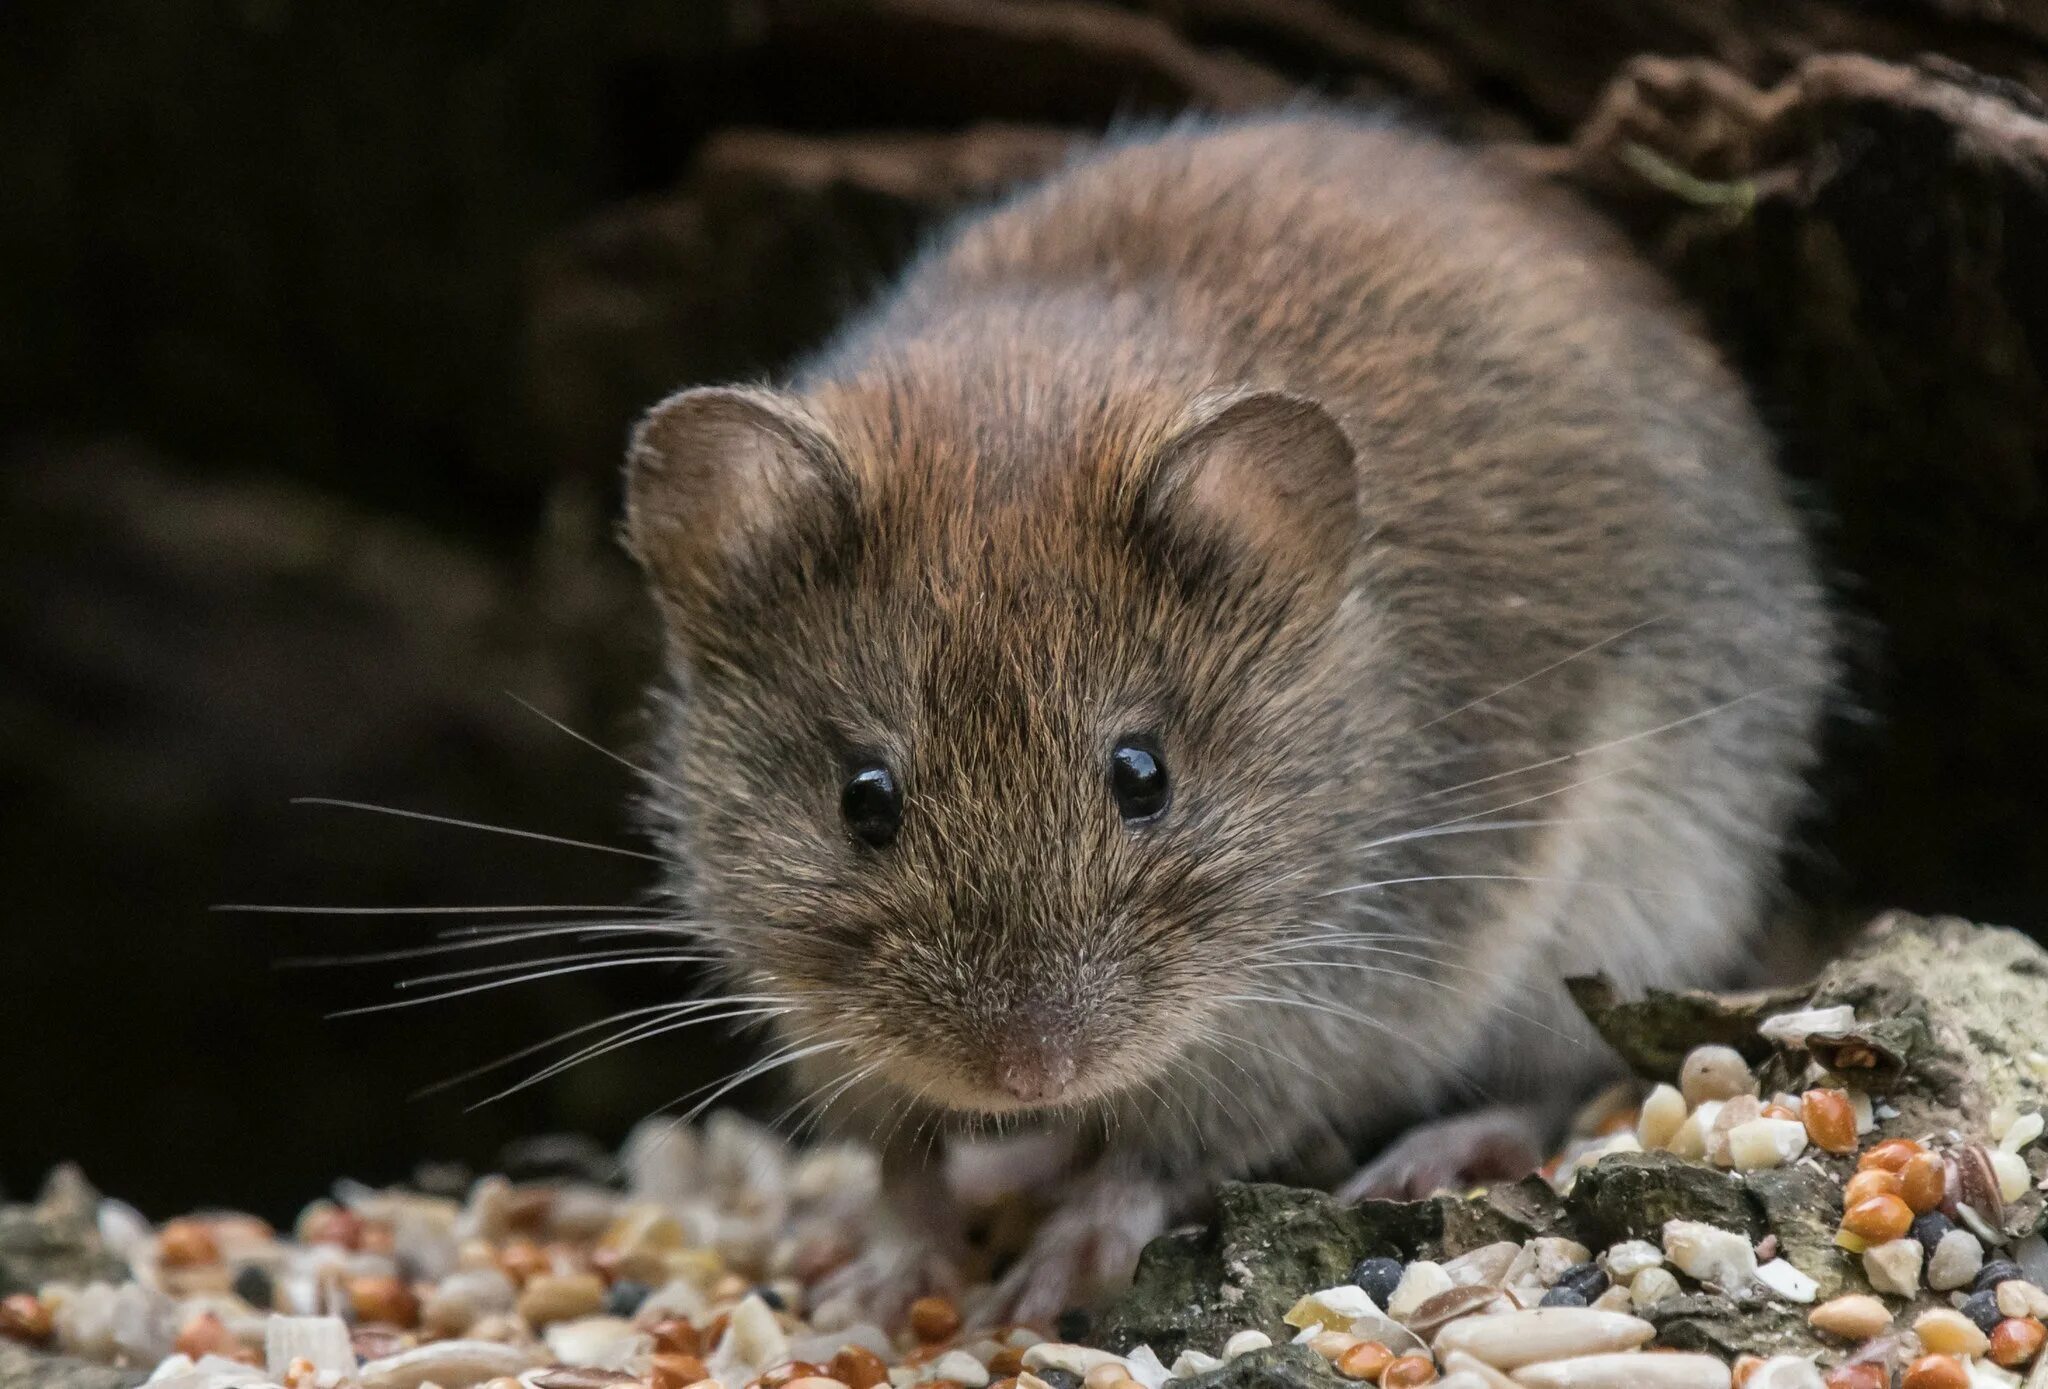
<box><xmin>756</xmin><ymin>114</ymin><xmax>1833</xmax><ymax>1175</ymax></box>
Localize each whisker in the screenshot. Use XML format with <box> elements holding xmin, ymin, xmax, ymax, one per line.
<box><xmin>279</xmin><ymin>922</ymin><xmax>695</xmax><ymax>968</ymax></box>
<box><xmin>397</xmin><ymin>949</ymin><xmax>713</xmax><ymax>989</ymax></box>
<box><xmin>414</xmin><ymin>1001</ymin><xmax>719</xmax><ymax>1098</ymax></box>
<box><xmin>1315</xmin><ymin>872</ymin><xmax>1697</xmax><ymax>901</ymax></box>
<box><xmin>213</xmin><ymin>902</ymin><xmax>666</xmax><ymax>917</ymax></box>
<box><xmin>668</xmin><ymin>1037</ymin><xmax>852</xmax><ymax>1130</ymax></box>
<box><xmin>1404</xmin><ymin>617</ymin><xmax>1666</xmax><ymax>735</ymax></box>
<box><xmin>506</xmin><ymin>693</ymin><xmax>687</xmax><ymax>799</ymax></box>
<box><xmin>291</xmin><ymin>796</ymin><xmax>666</xmax><ymax>864</ymax></box>
<box><xmin>329</xmin><ymin>955</ymin><xmax>716</xmax><ymax>1017</ymax></box>
<box><xmin>469</xmin><ymin>1003</ymin><xmax>793</xmax><ymax>1109</ymax></box>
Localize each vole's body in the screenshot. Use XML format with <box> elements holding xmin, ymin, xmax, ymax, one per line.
<box><xmin>625</xmin><ymin>115</ymin><xmax>1832</xmax><ymax>1320</ymax></box>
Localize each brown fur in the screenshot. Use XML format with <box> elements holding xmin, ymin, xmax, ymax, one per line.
<box><xmin>623</xmin><ymin>112</ymin><xmax>1834</xmax><ymax>1300</ymax></box>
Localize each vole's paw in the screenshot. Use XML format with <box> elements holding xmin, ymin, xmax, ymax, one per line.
<box><xmin>973</xmin><ymin>1172</ymin><xmax>1170</xmax><ymax>1331</ymax></box>
<box><xmin>811</xmin><ymin>1232</ymin><xmax>965</xmax><ymax>1331</ymax></box>
<box><xmin>1335</xmin><ymin>1104</ymin><xmax>1548</xmax><ymax>1203</ymax></box>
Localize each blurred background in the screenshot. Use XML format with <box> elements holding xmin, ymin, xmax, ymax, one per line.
<box><xmin>6</xmin><ymin>0</ymin><xmax>2048</xmax><ymax>1223</ymax></box>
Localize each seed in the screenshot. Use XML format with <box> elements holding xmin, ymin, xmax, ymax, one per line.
<box><xmin>1728</xmin><ymin>1118</ymin><xmax>1809</xmax><ymax>1171</ymax></box>
<box><xmin>498</xmin><ymin>1239</ymin><xmax>549</xmax><ymax>1285</ymax></box>
<box><xmin>347</xmin><ymin>1275</ymin><xmax>420</xmax><ymax>1328</ymax></box>
<box><xmin>1310</xmin><ymin>1333</ymin><xmax>1361</xmax><ymax>1361</ymax></box>
<box><xmin>300</xmin><ymin>1204</ymin><xmax>365</xmax><ymax>1250</ymax></box>
<box><xmin>1990</xmin><ymin>1317</ymin><xmax>2047</xmax><ymax>1368</ymax></box>
<box><xmin>1082</xmin><ymin>1366</ymin><xmax>1128</xmax><ymax>1389</ymax></box>
<box><xmin>1639</xmin><ymin>1085</ymin><xmax>1688</xmax><ymax>1150</ymax></box>
<box><xmin>158</xmin><ymin>1217</ymin><xmax>221</xmax><ymax>1267</ymax></box>
<box><xmin>1762</xmin><ymin>1104</ymin><xmax>1798</xmax><ymax>1121</ymax></box>
<box><xmin>652</xmin><ymin>1356</ymin><xmax>711</xmax><ymax>1389</ymax></box>
<box><xmin>1335</xmin><ymin>1342</ymin><xmax>1393</xmax><ymax>1381</ymax></box>
<box><xmin>1900</xmin><ymin>1355</ymin><xmax>1969</xmax><ymax>1389</ymax></box>
<box><xmin>989</xmin><ymin>1349</ymin><xmax>1026</xmax><ymax>1377</ymax></box>
<box><xmin>1927</xmin><ymin>1229</ymin><xmax>1985</xmax><ymax>1291</ymax></box>
<box><xmin>1913</xmin><ymin>1307</ymin><xmax>1991</xmax><ymax>1357</ymax></box>
<box><xmin>1994</xmin><ymin>1149</ymin><xmax>2032</xmax><ymax>1202</ymax></box>
<box><xmin>782</xmin><ymin>1380</ymin><xmax>852</xmax><ymax>1389</ymax></box>
<box><xmin>1840</xmin><ymin>1195</ymin><xmax>1912</xmax><ymax>1243</ymax></box>
<box><xmin>515</xmin><ymin>1272</ymin><xmax>605</xmax><ymax>1327</ymax></box>
<box><xmin>830</xmin><ymin>1347</ymin><xmax>889</xmax><ymax>1389</ymax></box>
<box><xmin>1431</xmin><ymin>1308</ymin><xmax>1654</xmax><ymax>1370</ymax></box>
<box><xmin>1910</xmin><ymin>1212</ymin><xmax>1952</xmax><ymax>1255</ymax></box>
<box><xmin>1379</xmin><ymin>1357</ymin><xmax>1435</xmax><ymax>1388</ymax></box>
<box><xmin>1350</xmin><ymin>1258</ymin><xmax>1406</xmax><ymax>1307</ymax></box>
<box><xmin>1807</xmin><ymin>1294</ymin><xmax>1892</xmax><ymax>1340</ymax></box>
<box><xmin>1843</xmin><ymin>1169</ymin><xmax>1904</xmax><ymax>1207</ymax></box>
<box><xmin>1899</xmin><ymin>1153</ymin><xmax>1946</xmax><ymax>1214</ymax></box>
<box><xmin>1679</xmin><ymin>1045</ymin><xmax>1755</xmax><ymax>1106</ymax></box>
<box><xmin>1999</xmin><ymin>1281</ymin><xmax>2048</xmax><ymax>1319</ymax></box>
<box><xmin>1802</xmin><ymin>1091</ymin><xmax>1857</xmax><ymax>1154</ymax></box>
<box><xmin>1958</xmin><ymin>1290</ymin><xmax>2004</xmax><ymax>1334</ymax></box>
<box><xmin>1511</xmin><ymin>1353</ymin><xmax>1732</xmax><ymax>1389</ymax></box>
<box><xmin>1858</xmin><ymin>1138</ymin><xmax>1924</xmax><ymax>1173</ymax></box>
<box><xmin>1731</xmin><ymin>1356</ymin><xmax>1764</xmax><ymax>1389</ymax></box>
<box><xmin>912</xmin><ymin>1296</ymin><xmax>963</xmax><ymax>1343</ymax></box>
<box><xmin>651</xmin><ymin>1321</ymin><xmax>703</xmax><ymax>1357</ymax></box>
<box><xmin>0</xmin><ymin>1295</ymin><xmax>52</xmax><ymax>1346</ymax></box>
<box><xmin>1821</xmin><ymin>1367</ymin><xmax>1885</xmax><ymax>1389</ymax></box>
<box><xmin>174</xmin><ymin>1311</ymin><xmax>238</xmax><ymax>1360</ymax></box>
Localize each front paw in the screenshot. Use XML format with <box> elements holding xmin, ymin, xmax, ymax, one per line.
<box><xmin>810</xmin><ymin>1230</ymin><xmax>967</xmax><ymax>1332</ymax></box>
<box><xmin>972</xmin><ymin>1174</ymin><xmax>1169</xmax><ymax>1330</ymax></box>
<box><xmin>1336</xmin><ymin>1105</ymin><xmax>1549</xmax><ymax>1203</ymax></box>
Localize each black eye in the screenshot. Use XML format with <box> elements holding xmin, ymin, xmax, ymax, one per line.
<box><xmin>841</xmin><ymin>763</ymin><xmax>902</xmax><ymax>848</ymax></box>
<box><xmin>1109</xmin><ymin>737</ymin><xmax>1170</xmax><ymax>823</ymax></box>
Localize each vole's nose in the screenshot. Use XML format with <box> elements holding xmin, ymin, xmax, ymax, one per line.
<box><xmin>995</xmin><ymin>1039</ymin><xmax>1077</xmax><ymax>1104</ymax></box>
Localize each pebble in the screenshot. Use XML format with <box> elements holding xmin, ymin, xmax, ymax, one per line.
<box><xmin>1928</xmin><ymin>1229</ymin><xmax>1986</xmax><ymax>1291</ymax></box>
<box><xmin>264</xmin><ymin>1316</ymin><xmax>354</xmax><ymax>1380</ymax></box>
<box><xmin>1351</xmin><ymin>1259</ymin><xmax>1406</xmax><ymax>1308</ymax></box>
<box><xmin>931</xmin><ymin>1352</ymin><xmax>990</xmax><ymax>1387</ymax></box>
<box><xmin>1508</xmin><ymin>1352</ymin><xmax>1732</xmax><ymax>1389</ymax></box>
<box><xmin>2002</xmin><ymin>1112</ymin><xmax>2045</xmax><ymax>1153</ymax></box>
<box><xmin>1992</xmin><ymin>1150</ymin><xmax>2032</xmax><ymax>1203</ymax></box>
<box><xmin>602</xmin><ymin>1280</ymin><xmax>649</xmax><ymax>1318</ymax></box>
<box><xmin>1554</xmin><ymin>1265</ymin><xmax>1609</xmax><ymax>1302</ymax></box>
<box><xmin>543</xmin><ymin>1316</ymin><xmax>649</xmax><ymax>1371</ymax></box>
<box><xmin>1977</xmin><ymin>1259</ymin><xmax>2027</xmax><ymax>1294</ymax></box>
<box><xmin>1913</xmin><ymin>1307</ymin><xmax>1991</xmax><ymax>1358</ymax></box>
<box><xmin>1537</xmin><ymin>1289</ymin><xmax>1587</xmax><ymax>1309</ymax></box>
<box><xmin>1744</xmin><ymin>1358</ymin><xmax>1826</xmax><ymax>1389</ymax></box>
<box><xmin>1431</xmin><ymin>1309</ymin><xmax>1654</xmax><ymax>1371</ymax></box>
<box><xmin>1808</xmin><ymin>1295</ymin><xmax>1893</xmax><ymax>1340</ymax></box>
<box><xmin>1222</xmin><ymin>1331</ymin><xmax>1273</xmax><ymax>1360</ymax></box>
<box><xmin>1680</xmin><ymin>1046</ymin><xmax>1757</xmax><ymax>1106</ymax></box>
<box><xmin>1662</xmin><ymin>1221</ymin><xmax>1758</xmax><ymax>1290</ymax></box>
<box><xmin>1288</xmin><ymin>1285</ymin><xmax>1389</xmax><ymax>1331</ymax></box>
<box><xmin>1863</xmin><ymin>1239</ymin><xmax>1923</xmax><ymax>1297</ymax></box>
<box><xmin>1600</xmin><ymin>1243</ymin><xmax>1662</xmax><ymax>1281</ymax></box>
<box><xmin>1628</xmin><ymin>1268</ymin><xmax>1680</xmax><ymax>1311</ymax></box>
<box><xmin>1728</xmin><ymin>1119</ymin><xmax>1809</xmax><ymax>1171</ymax></box>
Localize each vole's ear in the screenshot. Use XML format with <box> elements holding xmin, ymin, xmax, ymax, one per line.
<box><xmin>623</xmin><ymin>385</ymin><xmax>855</xmax><ymax>626</ymax></box>
<box><xmin>1134</xmin><ymin>388</ymin><xmax>1359</xmax><ymax>595</ymax></box>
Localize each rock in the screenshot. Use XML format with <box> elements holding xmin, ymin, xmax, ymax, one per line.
<box><xmin>0</xmin><ymin>1169</ymin><xmax>124</xmax><ymax>1297</ymax></box>
<box><xmin>1743</xmin><ymin>1167</ymin><xmax>1857</xmax><ymax>1300</ymax></box>
<box><xmin>1095</xmin><ymin>1182</ymin><xmax>1557</xmax><ymax>1359</ymax></box>
<box><xmin>0</xmin><ymin>1347</ymin><xmax>145</xmax><ymax>1389</ymax></box>
<box><xmin>1564</xmin><ymin>1154</ymin><xmax>1756</xmax><ymax>1249</ymax></box>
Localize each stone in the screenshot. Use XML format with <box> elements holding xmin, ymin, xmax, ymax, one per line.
<box><xmin>0</xmin><ymin>1171</ymin><xmax>124</xmax><ymax>1298</ymax></box>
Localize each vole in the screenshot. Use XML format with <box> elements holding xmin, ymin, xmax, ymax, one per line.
<box><xmin>621</xmin><ymin>113</ymin><xmax>1833</xmax><ymax>1325</ymax></box>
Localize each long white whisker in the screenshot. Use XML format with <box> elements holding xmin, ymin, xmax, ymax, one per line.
<box><xmin>214</xmin><ymin>902</ymin><xmax>666</xmax><ymax>917</ymax></box>
<box><xmin>396</xmin><ymin>947</ymin><xmax>713</xmax><ymax>988</ymax></box>
<box><xmin>414</xmin><ymin>1000</ymin><xmax>724</xmax><ymax>1097</ymax></box>
<box><xmin>1315</xmin><ymin>872</ymin><xmax>1697</xmax><ymax>900</ymax></box>
<box><xmin>280</xmin><ymin>922</ymin><xmax>695</xmax><ymax>967</ymax></box>
<box><xmin>506</xmin><ymin>693</ymin><xmax>688</xmax><ymax>799</ymax></box>
<box><xmin>1405</xmin><ymin>617</ymin><xmax>1665</xmax><ymax>735</ymax></box>
<box><xmin>470</xmin><ymin>1004</ymin><xmax>793</xmax><ymax>1108</ymax></box>
<box><xmin>291</xmin><ymin>796</ymin><xmax>665</xmax><ymax>864</ymax></box>
<box><xmin>330</xmin><ymin>955</ymin><xmax>716</xmax><ymax>1016</ymax></box>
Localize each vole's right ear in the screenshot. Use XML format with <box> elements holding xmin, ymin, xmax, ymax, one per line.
<box><xmin>622</xmin><ymin>385</ymin><xmax>855</xmax><ymax>626</ymax></box>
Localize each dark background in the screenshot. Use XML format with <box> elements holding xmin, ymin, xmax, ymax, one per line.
<box><xmin>6</xmin><ymin>0</ymin><xmax>2048</xmax><ymax>1222</ymax></box>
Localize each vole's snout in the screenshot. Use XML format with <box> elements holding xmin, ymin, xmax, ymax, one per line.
<box><xmin>994</xmin><ymin>1035</ymin><xmax>1078</xmax><ymax>1105</ymax></box>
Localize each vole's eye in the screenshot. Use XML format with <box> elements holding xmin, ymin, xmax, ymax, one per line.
<box><xmin>1109</xmin><ymin>737</ymin><xmax>1170</xmax><ymax>823</ymax></box>
<box><xmin>841</xmin><ymin>763</ymin><xmax>902</xmax><ymax>848</ymax></box>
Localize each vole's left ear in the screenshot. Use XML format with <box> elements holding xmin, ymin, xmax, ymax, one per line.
<box><xmin>1133</xmin><ymin>388</ymin><xmax>1360</xmax><ymax>594</ymax></box>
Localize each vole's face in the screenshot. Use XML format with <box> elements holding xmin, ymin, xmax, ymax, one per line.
<box><xmin>627</xmin><ymin>381</ymin><xmax>1364</xmax><ymax>1115</ymax></box>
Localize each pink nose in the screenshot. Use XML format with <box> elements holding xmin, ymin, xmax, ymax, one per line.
<box><xmin>997</xmin><ymin>1046</ymin><xmax>1077</xmax><ymax>1104</ymax></box>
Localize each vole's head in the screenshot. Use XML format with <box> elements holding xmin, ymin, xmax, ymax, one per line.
<box><xmin>623</xmin><ymin>367</ymin><xmax>1372</xmax><ymax>1117</ymax></box>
